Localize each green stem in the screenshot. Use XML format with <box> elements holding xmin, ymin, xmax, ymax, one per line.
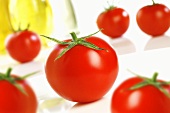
<box><xmin>81</xmin><ymin>29</ymin><xmax>103</xmax><ymax>39</ymax></box>
<box><xmin>40</xmin><ymin>35</ymin><xmax>69</xmax><ymax>45</ymax></box>
<box><xmin>17</xmin><ymin>22</ymin><xmax>21</xmax><ymax>31</ymax></box>
<box><xmin>25</xmin><ymin>24</ymin><xmax>30</xmax><ymax>31</ymax></box>
<box><xmin>17</xmin><ymin>23</ymin><xmax>30</xmax><ymax>32</ymax></box>
<box><xmin>6</xmin><ymin>68</ymin><xmax>12</xmax><ymax>78</ymax></box>
<box><xmin>16</xmin><ymin>71</ymin><xmax>40</xmax><ymax>80</ymax></box>
<box><xmin>70</xmin><ymin>32</ymin><xmax>78</xmax><ymax>41</ymax></box>
<box><xmin>152</xmin><ymin>72</ymin><xmax>158</xmax><ymax>82</ymax></box>
<box><xmin>152</xmin><ymin>0</ymin><xmax>156</xmax><ymax>5</ymax></box>
<box><xmin>42</xmin><ymin>30</ymin><xmax>105</xmax><ymax>60</ymax></box>
<box><xmin>129</xmin><ymin>71</ymin><xmax>170</xmax><ymax>98</ymax></box>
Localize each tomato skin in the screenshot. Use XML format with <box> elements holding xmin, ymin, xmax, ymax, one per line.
<box><xmin>0</xmin><ymin>75</ymin><xmax>38</xmax><ymax>113</ymax></box>
<box><xmin>6</xmin><ymin>30</ymin><xmax>41</xmax><ymax>63</ymax></box>
<box><xmin>45</xmin><ymin>36</ymin><xmax>118</xmax><ymax>103</ymax></box>
<box><xmin>111</xmin><ymin>77</ymin><xmax>170</xmax><ymax>113</ymax></box>
<box><xmin>136</xmin><ymin>4</ymin><xmax>170</xmax><ymax>36</ymax></box>
<box><xmin>97</xmin><ymin>7</ymin><xmax>130</xmax><ymax>38</ymax></box>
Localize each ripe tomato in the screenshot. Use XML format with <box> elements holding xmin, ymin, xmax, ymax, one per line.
<box><xmin>0</xmin><ymin>69</ymin><xmax>38</xmax><ymax>113</ymax></box>
<box><xmin>111</xmin><ymin>73</ymin><xmax>170</xmax><ymax>113</ymax></box>
<box><xmin>6</xmin><ymin>30</ymin><xmax>41</xmax><ymax>63</ymax></box>
<box><xmin>136</xmin><ymin>3</ymin><xmax>170</xmax><ymax>36</ymax></box>
<box><xmin>97</xmin><ymin>7</ymin><xmax>130</xmax><ymax>38</ymax></box>
<box><xmin>45</xmin><ymin>32</ymin><xmax>119</xmax><ymax>103</ymax></box>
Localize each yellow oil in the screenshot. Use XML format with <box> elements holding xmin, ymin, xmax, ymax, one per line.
<box><xmin>9</xmin><ymin>0</ymin><xmax>53</xmax><ymax>46</ymax></box>
<box><xmin>0</xmin><ymin>0</ymin><xmax>13</xmax><ymax>54</ymax></box>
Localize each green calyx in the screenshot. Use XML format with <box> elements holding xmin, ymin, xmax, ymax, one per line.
<box><xmin>129</xmin><ymin>71</ymin><xmax>170</xmax><ymax>98</ymax></box>
<box><xmin>15</xmin><ymin>24</ymin><xmax>30</xmax><ymax>32</ymax></box>
<box><xmin>152</xmin><ymin>0</ymin><xmax>156</xmax><ymax>5</ymax></box>
<box><xmin>41</xmin><ymin>29</ymin><xmax>105</xmax><ymax>60</ymax></box>
<box><xmin>105</xmin><ymin>5</ymin><xmax>115</xmax><ymax>12</ymax></box>
<box><xmin>0</xmin><ymin>68</ymin><xmax>39</xmax><ymax>95</ymax></box>
<box><xmin>104</xmin><ymin>1</ymin><xmax>116</xmax><ymax>12</ymax></box>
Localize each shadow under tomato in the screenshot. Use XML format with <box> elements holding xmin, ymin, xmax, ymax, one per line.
<box><xmin>109</xmin><ymin>37</ymin><xmax>136</xmax><ymax>55</ymax></box>
<box><xmin>68</xmin><ymin>97</ymin><xmax>111</xmax><ymax>113</ymax></box>
<box><xmin>144</xmin><ymin>35</ymin><xmax>170</xmax><ymax>51</ymax></box>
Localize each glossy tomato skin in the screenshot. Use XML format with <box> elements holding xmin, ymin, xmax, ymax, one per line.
<box><xmin>111</xmin><ymin>77</ymin><xmax>170</xmax><ymax>113</ymax></box>
<box><xmin>6</xmin><ymin>30</ymin><xmax>41</xmax><ymax>63</ymax></box>
<box><xmin>0</xmin><ymin>75</ymin><xmax>38</xmax><ymax>113</ymax></box>
<box><xmin>136</xmin><ymin>4</ymin><xmax>170</xmax><ymax>36</ymax></box>
<box><xmin>45</xmin><ymin>36</ymin><xmax>119</xmax><ymax>103</ymax></box>
<box><xmin>97</xmin><ymin>7</ymin><xmax>130</xmax><ymax>38</ymax></box>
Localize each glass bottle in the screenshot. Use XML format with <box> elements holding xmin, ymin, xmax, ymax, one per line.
<box><xmin>8</xmin><ymin>0</ymin><xmax>54</xmax><ymax>47</ymax></box>
<box><xmin>0</xmin><ymin>0</ymin><xmax>13</xmax><ymax>54</ymax></box>
<box><xmin>50</xmin><ymin>0</ymin><xmax>78</xmax><ymax>41</ymax></box>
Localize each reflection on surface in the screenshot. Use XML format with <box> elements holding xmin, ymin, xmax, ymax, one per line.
<box><xmin>109</xmin><ymin>37</ymin><xmax>136</xmax><ymax>55</ymax></box>
<box><xmin>68</xmin><ymin>98</ymin><xmax>110</xmax><ymax>113</ymax></box>
<box><xmin>144</xmin><ymin>35</ymin><xmax>170</xmax><ymax>51</ymax></box>
<box><xmin>38</xmin><ymin>98</ymin><xmax>73</xmax><ymax>113</ymax></box>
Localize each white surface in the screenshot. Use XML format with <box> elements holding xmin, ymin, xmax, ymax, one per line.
<box><xmin>1</xmin><ymin>46</ymin><xmax>170</xmax><ymax>113</ymax></box>
<box><xmin>1</xmin><ymin>0</ymin><xmax>170</xmax><ymax>113</ymax></box>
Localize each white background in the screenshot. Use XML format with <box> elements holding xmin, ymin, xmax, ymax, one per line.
<box><xmin>49</xmin><ymin>0</ymin><xmax>170</xmax><ymax>53</ymax></box>
<box><xmin>1</xmin><ymin>0</ymin><xmax>170</xmax><ymax>113</ymax></box>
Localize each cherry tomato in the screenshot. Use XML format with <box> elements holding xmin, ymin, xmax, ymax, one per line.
<box><xmin>0</xmin><ymin>69</ymin><xmax>38</xmax><ymax>113</ymax></box>
<box><xmin>97</xmin><ymin>7</ymin><xmax>130</xmax><ymax>38</ymax></box>
<box><xmin>45</xmin><ymin>32</ymin><xmax>119</xmax><ymax>103</ymax></box>
<box><xmin>136</xmin><ymin>3</ymin><xmax>170</xmax><ymax>36</ymax></box>
<box><xmin>6</xmin><ymin>30</ymin><xmax>41</xmax><ymax>63</ymax></box>
<box><xmin>111</xmin><ymin>73</ymin><xmax>170</xmax><ymax>113</ymax></box>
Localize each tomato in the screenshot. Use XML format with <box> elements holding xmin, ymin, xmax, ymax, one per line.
<box><xmin>111</xmin><ymin>73</ymin><xmax>170</xmax><ymax>113</ymax></box>
<box><xmin>44</xmin><ymin>32</ymin><xmax>119</xmax><ymax>103</ymax></box>
<box><xmin>0</xmin><ymin>68</ymin><xmax>38</xmax><ymax>113</ymax></box>
<box><xmin>136</xmin><ymin>2</ymin><xmax>170</xmax><ymax>36</ymax></box>
<box><xmin>6</xmin><ymin>30</ymin><xmax>41</xmax><ymax>63</ymax></box>
<box><xmin>97</xmin><ymin>7</ymin><xmax>130</xmax><ymax>38</ymax></box>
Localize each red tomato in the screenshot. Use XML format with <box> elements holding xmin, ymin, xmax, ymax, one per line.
<box><xmin>6</xmin><ymin>30</ymin><xmax>41</xmax><ymax>63</ymax></box>
<box><xmin>45</xmin><ymin>35</ymin><xmax>119</xmax><ymax>103</ymax></box>
<box><xmin>111</xmin><ymin>74</ymin><xmax>170</xmax><ymax>113</ymax></box>
<box><xmin>97</xmin><ymin>7</ymin><xmax>130</xmax><ymax>38</ymax></box>
<box><xmin>0</xmin><ymin>75</ymin><xmax>38</xmax><ymax>113</ymax></box>
<box><xmin>136</xmin><ymin>3</ymin><xmax>170</xmax><ymax>36</ymax></box>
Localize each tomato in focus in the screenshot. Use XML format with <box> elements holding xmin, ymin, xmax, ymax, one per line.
<box><xmin>111</xmin><ymin>74</ymin><xmax>170</xmax><ymax>113</ymax></box>
<box><xmin>45</xmin><ymin>34</ymin><xmax>119</xmax><ymax>103</ymax></box>
<box><xmin>136</xmin><ymin>3</ymin><xmax>170</xmax><ymax>36</ymax></box>
<box><xmin>6</xmin><ymin>30</ymin><xmax>41</xmax><ymax>63</ymax></box>
<box><xmin>97</xmin><ymin>7</ymin><xmax>130</xmax><ymax>38</ymax></box>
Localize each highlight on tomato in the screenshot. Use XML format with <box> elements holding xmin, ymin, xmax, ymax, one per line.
<box><xmin>6</xmin><ymin>25</ymin><xmax>41</xmax><ymax>63</ymax></box>
<box><xmin>42</xmin><ymin>30</ymin><xmax>119</xmax><ymax>103</ymax></box>
<box><xmin>136</xmin><ymin>0</ymin><xmax>170</xmax><ymax>36</ymax></box>
<box><xmin>111</xmin><ymin>71</ymin><xmax>170</xmax><ymax>113</ymax></box>
<box><xmin>97</xmin><ymin>3</ymin><xmax>130</xmax><ymax>38</ymax></box>
<box><xmin>0</xmin><ymin>68</ymin><xmax>38</xmax><ymax>113</ymax></box>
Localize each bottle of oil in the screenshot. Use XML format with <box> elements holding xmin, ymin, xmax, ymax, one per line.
<box><xmin>0</xmin><ymin>0</ymin><xmax>13</xmax><ymax>54</ymax></box>
<box><xmin>0</xmin><ymin>0</ymin><xmax>78</xmax><ymax>54</ymax></box>
<box><xmin>8</xmin><ymin>0</ymin><xmax>53</xmax><ymax>46</ymax></box>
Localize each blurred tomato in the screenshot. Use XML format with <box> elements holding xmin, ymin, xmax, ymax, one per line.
<box><xmin>111</xmin><ymin>73</ymin><xmax>170</xmax><ymax>113</ymax></box>
<box><xmin>6</xmin><ymin>30</ymin><xmax>41</xmax><ymax>63</ymax></box>
<box><xmin>97</xmin><ymin>7</ymin><xmax>130</xmax><ymax>38</ymax></box>
<box><xmin>0</xmin><ymin>68</ymin><xmax>38</xmax><ymax>113</ymax></box>
<box><xmin>136</xmin><ymin>3</ymin><xmax>170</xmax><ymax>36</ymax></box>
